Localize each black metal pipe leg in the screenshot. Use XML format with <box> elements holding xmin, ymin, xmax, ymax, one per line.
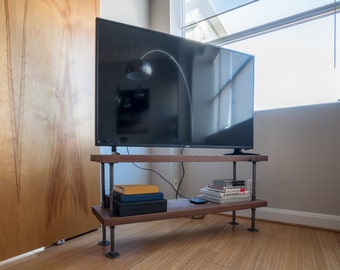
<box><xmin>229</xmin><ymin>162</ymin><xmax>239</xmax><ymax>226</ymax></box>
<box><xmin>106</xmin><ymin>225</ymin><xmax>120</xmax><ymax>258</ymax></box>
<box><xmin>247</xmin><ymin>208</ymin><xmax>259</xmax><ymax>232</ymax></box>
<box><xmin>98</xmin><ymin>224</ymin><xmax>110</xmax><ymax>246</ymax></box>
<box><xmin>229</xmin><ymin>210</ymin><xmax>239</xmax><ymax>225</ymax></box>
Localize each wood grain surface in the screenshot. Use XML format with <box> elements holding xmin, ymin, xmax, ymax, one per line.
<box><xmin>1</xmin><ymin>215</ymin><xmax>339</xmax><ymax>269</ymax></box>
<box><xmin>0</xmin><ymin>0</ymin><xmax>99</xmax><ymax>260</ymax></box>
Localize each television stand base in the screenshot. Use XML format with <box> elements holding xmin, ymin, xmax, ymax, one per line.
<box><xmin>224</xmin><ymin>148</ymin><xmax>259</xmax><ymax>156</ymax></box>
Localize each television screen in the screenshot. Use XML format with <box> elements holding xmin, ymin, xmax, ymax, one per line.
<box><xmin>95</xmin><ymin>18</ymin><xmax>255</xmax><ymax>151</ymax></box>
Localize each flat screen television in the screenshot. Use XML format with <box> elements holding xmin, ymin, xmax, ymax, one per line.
<box><xmin>95</xmin><ymin>18</ymin><xmax>255</xmax><ymax>153</ymax></box>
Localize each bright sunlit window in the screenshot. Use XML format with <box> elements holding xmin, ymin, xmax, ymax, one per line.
<box><xmin>182</xmin><ymin>0</ymin><xmax>340</xmax><ymax>110</ymax></box>
<box><xmin>227</xmin><ymin>16</ymin><xmax>340</xmax><ymax>110</ymax></box>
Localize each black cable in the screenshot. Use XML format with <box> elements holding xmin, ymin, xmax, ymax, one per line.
<box><xmin>175</xmin><ymin>148</ymin><xmax>186</xmax><ymax>199</ymax></box>
<box><xmin>126</xmin><ymin>147</ymin><xmax>189</xmax><ymax>199</ymax></box>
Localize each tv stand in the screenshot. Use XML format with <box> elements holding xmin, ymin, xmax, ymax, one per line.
<box><xmin>90</xmin><ymin>154</ymin><xmax>268</xmax><ymax>258</ymax></box>
<box><xmin>225</xmin><ymin>148</ymin><xmax>259</xmax><ymax>155</ymax></box>
<box><xmin>111</xmin><ymin>146</ymin><xmax>120</xmax><ymax>155</ymax></box>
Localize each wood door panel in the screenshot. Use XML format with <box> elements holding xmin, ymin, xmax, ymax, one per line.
<box><xmin>0</xmin><ymin>0</ymin><xmax>100</xmax><ymax>260</ymax></box>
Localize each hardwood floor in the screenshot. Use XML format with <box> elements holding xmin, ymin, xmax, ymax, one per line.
<box><xmin>1</xmin><ymin>214</ymin><xmax>339</xmax><ymax>270</ymax></box>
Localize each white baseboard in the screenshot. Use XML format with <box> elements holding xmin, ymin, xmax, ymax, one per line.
<box><xmin>228</xmin><ymin>207</ymin><xmax>340</xmax><ymax>231</ymax></box>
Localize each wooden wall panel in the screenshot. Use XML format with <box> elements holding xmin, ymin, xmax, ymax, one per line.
<box><xmin>0</xmin><ymin>0</ymin><xmax>100</xmax><ymax>261</ymax></box>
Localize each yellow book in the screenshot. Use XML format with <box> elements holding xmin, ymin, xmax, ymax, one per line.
<box><xmin>114</xmin><ymin>184</ymin><xmax>159</xmax><ymax>195</ymax></box>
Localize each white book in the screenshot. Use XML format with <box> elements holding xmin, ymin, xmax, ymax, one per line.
<box><xmin>200</xmin><ymin>188</ymin><xmax>250</xmax><ymax>198</ymax></box>
<box><xmin>198</xmin><ymin>193</ymin><xmax>251</xmax><ymax>204</ymax></box>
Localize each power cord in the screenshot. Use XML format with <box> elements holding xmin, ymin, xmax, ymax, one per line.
<box><xmin>175</xmin><ymin>148</ymin><xmax>186</xmax><ymax>199</ymax></box>
<box><xmin>126</xmin><ymin>147</ymin><xmax>189</xmax><ymax>199</ymax></box>
<box><xmin>126</xmin><ymin>148</ymin><xmax>206</xmax><ymax>220</ymax></box>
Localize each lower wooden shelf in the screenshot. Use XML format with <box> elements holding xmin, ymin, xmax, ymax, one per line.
<box><xmin>92</xmin><ymin>198</ymin><xmax>268</xmax><ymax>226</ymax></box>
<box><xmin>92</xmin><ymin>199</ymin><xmax>268</xmax><ymax>258</ymax></box>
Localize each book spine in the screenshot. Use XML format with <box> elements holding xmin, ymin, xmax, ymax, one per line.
<box><xmin>203</xmin><ymin>186</ymin><xmax>246</xmax><ymax>193</ymax></box>
<box><xmin>198</xmin><ymin>193</ymin><xmax>251</xmax><ymax>203</ymax></box>
<box><xmin>114</xmin><ymin>185</ymin><xmax>159</xmax><ymax>195</ymax></box>
<box><xmin>200</xmin><ymin>188</ymin><xmax>249</xmax><ymax>197</ymax></box>
<box><xmin>114</xmin><ymin>186</ymin><xmax>125</xmax><ymax>194</ymax></box>
<box><xmin>212</xmin><ymin>179</ymin><xmax>245</xmax><ymax>187</ymax></box>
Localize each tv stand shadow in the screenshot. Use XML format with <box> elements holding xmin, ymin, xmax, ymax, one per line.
<box><xmin>90</xmin><ymin>154</ymin><xmax>268</xmax><ymax>258</ymax></box>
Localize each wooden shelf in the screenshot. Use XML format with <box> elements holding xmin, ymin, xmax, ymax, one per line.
<box><xmin>90</xmin><ymin>153</ymin><xmax>269</xmax><ymax>258</ymax></box>
<box><xmin>92</xmin><ymin>199</ymin><xmax>268</xmax><ymax>226</ymax></box>
<box><xmin>90</xmin><ymin>154</ymin><xmax>268</xmax><ymax>164</ymax></box>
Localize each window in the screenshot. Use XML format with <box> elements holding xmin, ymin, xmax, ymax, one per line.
<box><xmin>183</xmin><ymin>0</ymin><xmax>257</xmax><ymax>42</ymax></box>
<box><xmin>182</xmin><ymin>0</ymin><xmax>340</xmax><ymax>110</ymax></box>
<box><xmin>227</xmin><ymin>16</ymin><xmax>340</xmax><ymax>110</ymax></box>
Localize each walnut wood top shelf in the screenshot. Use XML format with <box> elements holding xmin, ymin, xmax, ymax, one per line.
<box><xmin>91</xmin><ymin>154</ymin><xmax>268</xmax><ymax>163</ymax></box>
<box><xmin>92</xmin><ymin>199</ymin><xmax>268</xmax><ymax>226</ymax></box>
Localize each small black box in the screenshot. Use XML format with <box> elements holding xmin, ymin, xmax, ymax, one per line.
<box><xmin>114</xmin><ymin>199</ymin><xmax>167</xmax><ymax>216</ymax></box>
<box><xmin>104</xmin><ymin>192</ymin><xmax>164</xmax><ymax>208</ymax></box>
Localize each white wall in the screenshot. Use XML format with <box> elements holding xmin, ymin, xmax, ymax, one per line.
<box><xmin>100</xmin><ymin>0</ymin><xmax>149</xmax><ymax>27</ymax></box>
<box><xmin>254</xmin><ymin>103</ymin><xmax>340</xmax><ymax>216</ymax></box>
<box><xmin>180</xmin><ymin>103</ymin><xmax>340</xmax><ymax>230</ymax></box>
<box><xmin>250</xmin><ymin>102</ymin><xmax>340</xmax><ymax>230</ymax></box>
<box><xmin>150</xmin><ymin>0</ymin><xmax>170</xmax><ymax>32</ymax></box>
<box><xmin>149</xmin><ymin>0</ymin><xmax>181</xmax><ymax>35</ymax></box>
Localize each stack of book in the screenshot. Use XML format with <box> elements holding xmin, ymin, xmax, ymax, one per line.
<box><xmin>112</xmin><ymin>184</ymin><xmax>167</xmax><ymax>216</ymax></box>
<box><xmin>197</xmin><ymin>179</ymin><xmax>251</xmax><ymax>204</ymax></box>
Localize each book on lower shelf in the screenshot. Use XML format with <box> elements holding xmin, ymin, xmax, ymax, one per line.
<box><xmin>104</xmin><ymin>192</ymin><xmax>164</xmax><ymax>208</ymax></box>
<box><xmin>114</xmin><ymin>184</ymin><xmax>159</xmax><ymax>195</ymax></box>
<box><xmin>111</xmin><ymin>184</ymin><xmax>167</xmax><ymax>216</ymax></box>
<box><xmin>200</xmin><ymin>187</ymin><xmax>247</xmax><ymax>196</ymax></box>
<box><xmin>212</xmin><ymin>179</ymin><xmax>246</xmax><ymax>187</ymax></box>
<box><xmin>197</xmin><ymin>180</ymin><xmax>251</xmax><ymax>204</ymax></box>
<box><xmin>198</xmin><ymin>193</ymin><xmax>251</xmax><ymax>204</ymax></box>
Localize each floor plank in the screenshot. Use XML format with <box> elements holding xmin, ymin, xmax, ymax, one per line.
<box><xmin>1</xmin><ymin>214</ymin><xmax>339</xmax><ymax>270</ymax></box>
